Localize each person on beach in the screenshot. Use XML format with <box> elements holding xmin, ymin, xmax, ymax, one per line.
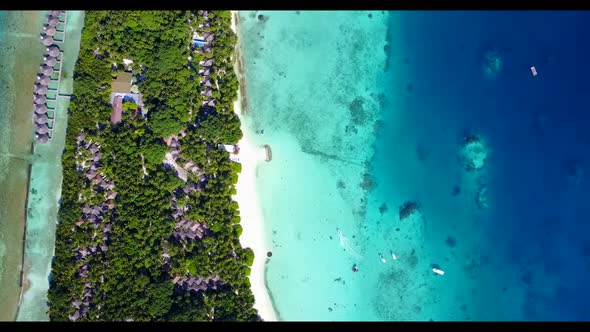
<box><xmin>379</xmin><ymin>253</ymin><xmax>386</xmax><ymax>263</ymax></box>
<box><xmin>352</xmin><ymin>264</ymin><xmax>358</xmax><ymax>272</ymax></box>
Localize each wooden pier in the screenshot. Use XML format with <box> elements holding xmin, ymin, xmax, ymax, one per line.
<box><xmin>32</xmin><ymin>10</ymin><xmax>68</xmax><ymax>144</ymax></box>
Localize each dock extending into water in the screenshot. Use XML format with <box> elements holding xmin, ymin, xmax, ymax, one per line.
<box><xmin>32</xmin><ymin>10</ymin><xmax>70</xmax><ymax>144</ymax></box>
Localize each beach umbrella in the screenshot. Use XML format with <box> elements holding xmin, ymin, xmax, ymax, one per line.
<box><xmin>37</xmin><ymin>75</ymin><xmax>51</xmax><ymax>85</ymax></box>
<box><xmin>41</xmin><ymin>35</ymin><xmax>54</xmax><ymax>46</ymax></box>
<box><xmin>44</xmin><ymin>56</ymin><xmax>57</xmax><ymax>67</ymax></box>
<box><xmin>34</xmin><ymin>85</ymin><xmax>48</xmax><ymax>95</ymax></box>
<box><xmin>40</xmin><ymin>65</ymin><xmax>54</xmax><ymax>76</ymax></box>
<box><xmin>47</xmin><ymin>46</ymin><xmax>60</xmax><ymax>57</ymax></box>
<box><xmin>43</xmin><ymin>27</ymin><xmax>57</xmax><ymax>36</ymax></box>
<box><xmin>36</xmin><ymin>124</ymin><xmax>49</xmax><ymax>135</ymax></box>
<box><xmin>34</xmin><ymin>114</ymin><xmax>48</xmax><ymax>124</ymax></box>
<box><xmin>34</xmin><ymin>95</ymin><xmax>47</xmax><ymax>105</ymax></box>
<box><xmin>35</xmin><ymin>104</ymin><xmax>48</xmax><ymax>114</ymax></box>
<box><xmin>50</xmin><ymin>10</ymin><xmax>62</xmax><ymax>18</ymax></box>
<box><xmin>47</xmin><ymin>17</ymin><xmax>58</xmax><ymax>27</ymax></box>
<box><xmin>36</xmin><ymin>134</ymin><xmax>49</xmax><ymax>144</ymax></box>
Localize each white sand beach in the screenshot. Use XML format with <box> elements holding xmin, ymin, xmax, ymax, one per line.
<box><xmin>230</xmin><ymin>10</ymin><xmax>277</xmax><ymax>322</ymax></box>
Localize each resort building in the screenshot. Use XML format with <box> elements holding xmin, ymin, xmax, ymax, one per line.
<box><xmin>110</xmin><ymin>71</ymin><xmax>144</xmax><ymax>124</ymax></box>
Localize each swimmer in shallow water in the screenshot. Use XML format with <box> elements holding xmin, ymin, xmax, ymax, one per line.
<box><xmin>352</xmin><ymin>264</ymin><xmax>358</xmax><ymax>272</ymax></box>
<box><xmin>379</xmin><ymin>253</ymin><xmax>386</xmax><ymax>263</ymax></box>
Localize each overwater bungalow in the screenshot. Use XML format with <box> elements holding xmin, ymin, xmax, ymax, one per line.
<box><xmin>36</xmin><ymin>123</ymin><xmax>49</xmax><ymax>135</ymax></box>
<box><xmin>35</xmin><ymin>84</ymin><xmax>48</xmax><ymax>95</ymax></box>
<box><xmin>35</xmin><ymin>104</ymin><xmax>48</xmax><ymax>114</ymax></box>
<box><xmin>36</xmin><ymin>134</ymin><xmax>49</xmax><ymax>143</ymax></box>
<box><xmin>37</xmin><ymin>74</ymin><xmax>51</xmax><ymax>85</ymax></box>
<box><xmin>40</xmin><ymin>64</ymin><xmax>54</xmax><ymax>76</ymax></box>
<box><xmin>47</xmin><ymin>46</ymin><xmax>60</xmax><ymax>57</ymax></box>
<box><xmin>34</xmin><ymin>113</ymin><xmax>48</xmax><ymax>124</ymax></box>
<box><xmin>43</xmin><ymin>56</ymin><xmax>57</xmax><ymax>68</ymax></box>
<box><xmin>43</xmin><ymin>27</ymin><xmax>57</xmax><ymax>36</ymax></box>
<box><xmin>34</xmin><ymin>95</ymin><xmax>48</xmax><ymax>105</ymax></box>
<box><xmin>50</xmin><ymin>10</ymin><xmax>62</xmax><ymax>18</ymax></box>
<box><xmin>47</xmin><ymin>17</ymin><xmax>59</xmax><ymax>27</ymax></box>
<box><xmin>41</xmin><ymin>35</ymin><xmax>54</xmax><ymax>46</ymax></box>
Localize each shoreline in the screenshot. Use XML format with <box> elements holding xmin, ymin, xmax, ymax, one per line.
<box><xmin>0</xmin><ymin>10</ymin><xmax>45</xmax><ymax>321</ymax></box>
<box><xmin>230</xmin><ymin>10</ymin><xmax>278</xmax><ymax>322</ymax></box>
<box><xmin>17</xmin><ymin>11</ymin><xmax>85</xmax><ymax>321</ymax></box>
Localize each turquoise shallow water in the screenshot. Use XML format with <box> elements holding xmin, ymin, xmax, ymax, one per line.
<box><xmin>239</xmin><ymin>11</ymin><xmax>391</xmax><ymax>320</ymax></box>
<box><xmin>240</xmin><ymin>10</ymin><xmax>590</xmax><ymax>321</ymax></box>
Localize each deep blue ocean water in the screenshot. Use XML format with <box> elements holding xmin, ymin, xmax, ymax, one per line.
<box><xmin>239</xmin><ymin>10</ymin><xmax>590</xmax><ymax>321</ymax></box>
<box><xmin>372</xmin><ymin>11</ymin><xmax>590</xmax><ymax>320</ymax></box>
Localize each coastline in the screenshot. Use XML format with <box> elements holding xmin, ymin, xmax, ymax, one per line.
<box><xmin>0</xmin><ymin>10</ymin><xmax>45</xmax><ymax>321</ymax></box>
<box><xmin>230</xmin><ymin>10</ymin><xmax>278</xmax><ymax>322</ymax></box>
<box><xmin>17</xmin><ymin>11</ymin><xmax>85</xmax><ymax>321</ymax></box>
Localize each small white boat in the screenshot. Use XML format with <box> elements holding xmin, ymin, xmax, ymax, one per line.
<box><xmin>432</xmin><ymin>268</ymin><xmax>445</xmax><ymax>276</ymax></box>
<box><xmin>379</xmin><ymin>255</ymin><xmax>386</xmax><ymax>264</ymax></box>
<box><xmin>391</xmin><ymin>252</ymin><xmax>397</xmax><ymax>260</ymax></box>
<box><xmin>530</xmin><ymin>66</ymin><xmax>538</xmax><ymax>76</ymax></box>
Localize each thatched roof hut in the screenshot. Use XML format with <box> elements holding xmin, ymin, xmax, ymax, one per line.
<box><xmin>34</xmin><ymin>84</ymin><xmax>48</xmax><ymax>95</ymax></box>
<box><xmin>47</xmin><ymin>17</ymin><xmax>58</xmax><ymax>27</ymax></box>
<box><xmin>34</xmin><ymin>95</ymin><xmax>47</xmax><ymax>105</ymax></box>
<box><xmin>69</xmin><ymin>311</ymin><xmax>81</xmax><ymax>322</ymax></box>
<box><xmin>36</xmin><ymin>123</ymin><xmax>49</xmax><ymax>135</ymax></box>
<box><xmin>76</xmin><ymin>131</ymin><xmax>85</xmax><ymax>142</ymax></box>
<box><xmin>41</xmin><ymin>35</ymin><xmax>53</xmax><ymax>46</ymax></box>
<box><xmin>50</xmin><ymin>10</ymin><xmax>62</xmax><ymax>18</ymax></box>
<box><xmin>44</xmin><ymin>27</ymin><xmax>57</xmax><ymax>36</ymax></box>
<box><xmin>34</xmin><ymin>113</ymin><xmax>48</xmax><ymax>124</ymax></box>
<box><xmin>47</xmin><ymin>46</ymin><xmax>60</xmax><ymax>57</ymax></box>
<box><xmin>44</xmin><ymin>56</ymin><xmax>57</xmax><ymax>67</ymax></box>
<box><xmin>85</xmin><ymin>170</ymin><xmax>96</xmax><ymax>180</ymax></box>
<box><xmin>36</xmin><ymin>134</ymin><xmax>49</xmax><ymax>143</ymax></box>
<box><xmin>37</xmin><ymin>75</ymin><xmax>51</xmax><ymax>85</ymax></box>
<box><xmin>35</xmin><ymin>104</ymin><xmax>48</xmax><ymax>114</ymax></box>
<box><xmin>40</xmin><ymin>65</ymin><xmax>54</xmax><ymax>76</ymax></box>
